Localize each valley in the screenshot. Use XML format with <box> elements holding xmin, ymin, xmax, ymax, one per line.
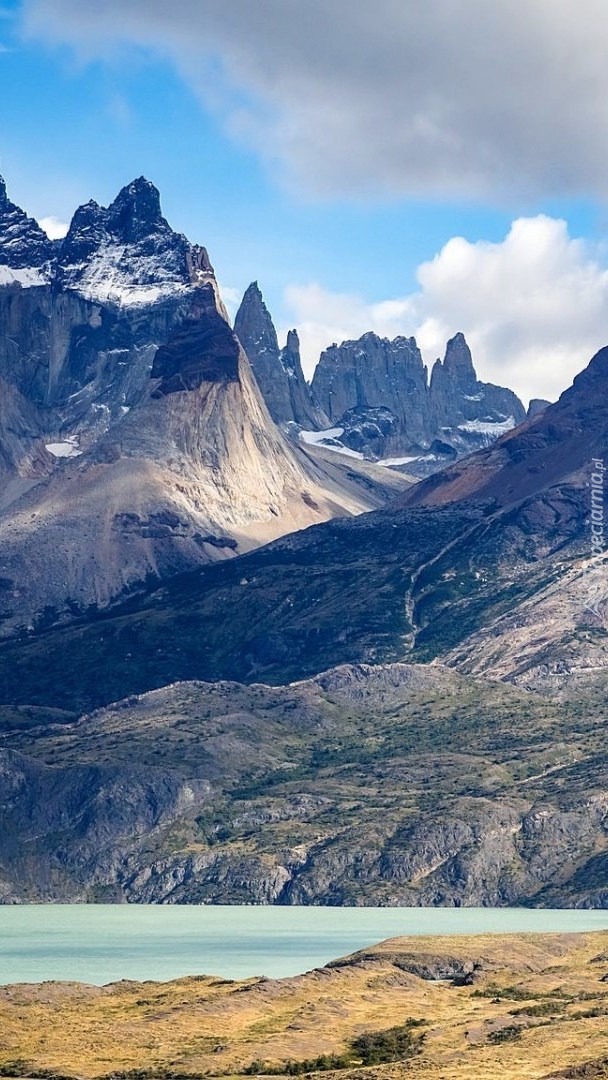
<box><xmin>0</xmin><ymin>172</ymin><xmax>606</xmax><ymax>912</ymax></box>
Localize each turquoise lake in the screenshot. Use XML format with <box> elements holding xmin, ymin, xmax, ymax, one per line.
<box><xmin>2</xmin><ymin>906</ymin><xmax>608</xmax><ymax>985</ymax></box>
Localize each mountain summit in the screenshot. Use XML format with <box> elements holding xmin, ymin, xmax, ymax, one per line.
<box><xmin>235</xmin><ymin>282</ymin><xmax>328</xmax><ymax>428</ymax></box>
<box><xmin>308</xmin><ymin>328</ymin><xmax>526</xmax><ymax>471</ymax></box>
<box><xmin>0</xmin><ymin>174</ymin><xmax>55</xmax><ymax>275</ymax></box>
<box><xmin>0</xmin><ymin>177</ymin><xmax>409</xmax><ymax>637</ymax></box>
<box><xmin>55</xmin><ymin>177</ymin><xmax>219</xmax><ymax>307</ymax></box>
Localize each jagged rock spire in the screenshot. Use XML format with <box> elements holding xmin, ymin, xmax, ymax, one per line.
<box><xmin>106</xmin><ymin>177</ymin><xmax>168</xmax><ymax>243</ymax></box>
<box><xmin>235</xmin><ymin>281</ymin><xmax>280</xmax><ymax>356</ymax></box>
<box><xmin>235</xmin><ymin>283</ymin><xmax>328</xmax><ymax>428</ymax></box>
<box><xmin>311</xmin><ymin>332</ymin><xmax>430</xmax><ymax>443</ymax></box>
<box><xmin>54</xmin><ymin>177</ymin><xmax>215</xmax><ymax>305</ymax></box>
<box><xmin>443</xmin><ymin>331</ymin><xmax>477</xmax><ymax>385</ymax></box>
<box><xmin>0</xmin><ymin>175</ymin><xmax>56</xmax><ymax>270</ymax></box>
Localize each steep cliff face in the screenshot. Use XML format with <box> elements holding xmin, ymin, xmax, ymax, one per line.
<box><xmin>0</xmin><ymin>378</ymin><xmax>49</xmax><ymax>486</ymax></box>
<box><xmin>312</xmin><ymin>332</ymin><xmax>432</xmax><ymax>447</ymax></box>
<box><xmin>0</xmin><ymin>177</ymin><xmax>410</xmax><ymax>637</ymax></box>
<box><xmin>306</xmin><ymin>330</ymin><xmax>526</xmax><ymax>473</ymax></box>
<box><xmin>234</xmin><ymin>282</ymin><xmax>328</xmax><ymax>428</ymax></box>
<box><xmin>0</xmin><ymin>176</ymin><xmax>221</xmax><ymax>435</ymax></box>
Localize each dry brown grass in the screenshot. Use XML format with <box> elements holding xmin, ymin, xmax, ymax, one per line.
<box><xmin>2</xmin><ymin>932</ymin><xmax>608</xmax><ymax>1080</ymax></box>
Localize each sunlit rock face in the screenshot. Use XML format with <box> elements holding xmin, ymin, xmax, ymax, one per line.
<box><xmin>0</xmin><ymin>176</ymin><xmax>410</xmax><ymax>638</ymax></box>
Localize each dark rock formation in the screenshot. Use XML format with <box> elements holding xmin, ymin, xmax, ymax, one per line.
<box><xmin>528</xmin><ymin>397</ymin><xmax>552</xmax><ymax>418</ymax></box>
<box><xmin>335</xmin><ymin>405</ymin><xmax>400</xmax><ymax>456</ymax></box>
<box><xmin>429</xmin><ymin>332</ymin><xmax>526</xmax><ymax>429</ymax></box>
<box><xmin>309</xmin><ymin>329</ymin><xmax>526</xmax><ymax>470</ymax></box>
<box><xmin>0</xmin><ymin>176</ymin><xmax>55</xmax><ymax>271</ymax></box>
<box><xmin>234</xmin><ymin>282</ymin><xmax>328</xmax><ymax>428</ymax></box>
<box><xmin>312</xmin><ymin>332</ymin><xmax>432</xmax><ymax>448</ymax></box>
<box><xmin>151</xmin><ymin>299</ymin><xmax>240</xmax><ymax>394</ymax></box>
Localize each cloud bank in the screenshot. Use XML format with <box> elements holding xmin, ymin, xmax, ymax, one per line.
<box><xmin>38</xmin><ymin>215</ymin><xmax>69</xmax><ymax>240</ymax></box>
<box><xmin>21</xmin><ymin>0</ymin><xmax>608</xmax><ymax>200</ymax></box>
<box><xmin>283</xmin><ymin>217</ymin><xmax>608</xmax><ymax>404</ymax></box>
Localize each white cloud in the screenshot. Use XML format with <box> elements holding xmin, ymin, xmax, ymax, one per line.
<box><xmin>283</xmin><ymin>217</ymin><xmax>608</xmax><ymax>404</ymax></box>
<box><xmin>20</xmin><ymin>0</ymin><xmax>608</xmax><ymax>200</ymax></box>
<box><xmin>38</xmin><ymin>215</ymin><xmax>69</xmax><ymax>239</ymax></box>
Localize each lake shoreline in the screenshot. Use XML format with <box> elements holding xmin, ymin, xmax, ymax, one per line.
<box><xmin>2</xmin><ymin>905</ymin><xmax>608</xmax><ymax>986</ymax></box>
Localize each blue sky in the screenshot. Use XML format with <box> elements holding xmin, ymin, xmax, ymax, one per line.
<box><xmin>2</xmin><ymin>0</ymin><xmax>608</xmax><ymax>402</ymax></box>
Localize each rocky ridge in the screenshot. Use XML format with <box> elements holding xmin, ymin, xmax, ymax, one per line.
<box><xmin>232</xmin><ymin>283</ymin><xmax>528</xmax><ymax>477</ymax></box>
<box><xmin>308</xmin><ymin>329</ymin><xmax>526</xmax><ymax>474</ymax></box>
<box><xmin>0</xmin><ymin>176</ymin><xmax>411</xmax><ymax>636</ymax></box>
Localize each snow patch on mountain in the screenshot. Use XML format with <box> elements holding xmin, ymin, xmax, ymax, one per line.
<box><xmin>300</xmin><ymin>427</ymin><xmax>365</xmax><ymax>459</ymax></box>
<box><xmin>45</xmin><ymin>436</ymin><xmax>82</xmax><ymax>458</ymax></box>
<box><xmin>458</xmin><ymin>416</ymin><xmax>515</xmax><ymax>435</ymax></box>
<box><xmin>0</xmin><ymin>266</ymin><xmax>49</xmax><ymax>287</ymax></box>
<box><xmin>64</xmin><ymin>246</ymin><xmax>192</xmax><ymax>307</ymax></box>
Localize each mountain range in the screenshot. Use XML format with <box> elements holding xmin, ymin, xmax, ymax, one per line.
<box><xmin>234</xmin><ymin>279</ymin><xmax>540</xmax><ymax>477</ymax></box>
<box><xmin>0</xmin><ymin>176</ymin><xmax>410</xmax><ymax>637</ymax></box>
<box><xmin>0</xmin><ymin>174</ymin><xmax>605</xmax><ymax>907</ymax></box>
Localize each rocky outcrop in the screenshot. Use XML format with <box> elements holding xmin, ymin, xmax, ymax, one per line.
<box><xmin>234</xmin><ymin>282</ymin><xmax>328</xmax><ymax>428</ymax></box>
<box><xmin>311</xmin><ymin>332</ymin><xmax>432</xmax><ymax>446</ymax></box>
<box><xmin>429</xmin><ymin>332</ymin><xmax>525</xmax><ymax>429</ymax></box>
<box><xmin>0</xmin><ymin>176</ymin><xmax>55</xmax><ymax>276</ymax></box>
<box><xmin>234</xmin><ymin>287</ymin><xmax>526</xmax><ymax>473</ymax></box>
<box><xmin>528</xmin><ymin>397</ymin><xmax>551</xmax><ymax>418</ymax></box>
<box><xmin>308</xmin><ymin>330</ymin><xmax>525</xmax><ymax>472</ymax></box>
<box><xmin>151</xmin><ymin>304</ymin><xmax>240</xmax><ymax>393</ymax></box>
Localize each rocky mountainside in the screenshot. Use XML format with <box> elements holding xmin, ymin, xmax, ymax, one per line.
<box><xmin>233</xmin><ymin>284</ymin><xmax>527</xmax><ymax>478</ymax></box>
<box><xmin>308</xmin><ymin>330</ymin><xmax>526</xmax><ymax>473</ymax></box>
<box><xmin>1</xmin><ymin>177</ymin><xmax>606</xmax><ymax>912</ymax></box>
<box><xmin>400</xmin><ymin>343</ymin><xmax>608</xmax><ymax>509</ymax></box>
<box><xmin>1</xmin><ymin>338</ymin><xmax>603</xmax><ymax>712</ymax></box>
<box><xmin>234</xmin><ymin>282</ymin><xmax>328</xmax><ymax>428</ymax></box>
<box><xmin>2</xmin><ymin>661</ymin><xmax>608</xmax><ymax>906</ymax></box>
<box><xmin>0</xmin><ymin>177</ymin><xmax>410</xmax><ymax>637</ymax></box>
